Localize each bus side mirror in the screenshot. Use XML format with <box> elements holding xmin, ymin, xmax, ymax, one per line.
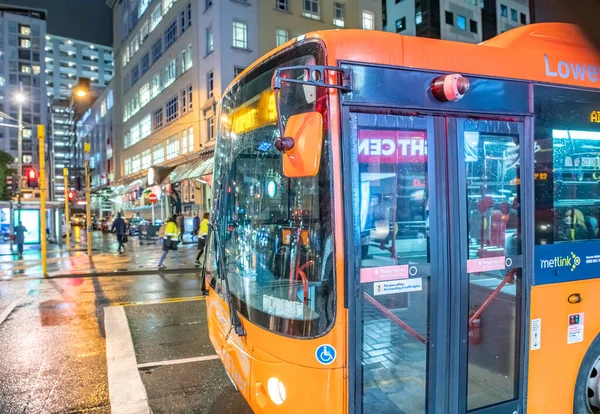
<box><xmin>277</xmin><ymin>112</ymin><xmax>323</xmax><ymax>178</ymax></box>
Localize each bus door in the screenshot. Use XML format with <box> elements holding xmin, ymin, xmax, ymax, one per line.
<box><xmin>342</xmin><ymin>111</ymin><xmax>530</xmax><ymax>414</ymax></box>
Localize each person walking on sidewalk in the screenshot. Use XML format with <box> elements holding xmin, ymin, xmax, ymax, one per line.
<box><xmin>111</xmin><ymin>213</ymin><xmax>127</xmax><ymax>254</ymax></box>
<box><xmin>14</xmin><ymin>221</ymin><xmax>27</xmax><ymax>259</ymax></box>
<box><xmin>192</xmin><ymin>213</ymin><xmax>200</xmax><ymax>242</ymax></box>
<box><xmin>194</xmin><ymin>213</ymin><xmax>210</xmax><ymax>265</ymax></box>
<box><xmin>176</xmin><ymin>214</ymin><xmax>184</xmax><ymax>243</ymax></box>
<box><xmin>159</xmin><ymin>215</ymin><xmax>180</xmax><ymax>269</ymax></box>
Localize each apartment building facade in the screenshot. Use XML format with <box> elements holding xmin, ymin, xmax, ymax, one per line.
<box><xmin>0</xmin><ymin>5</ymin><xmax>47</xmax><ymax>171</ymax></box>
<box><xmin>45</xmin><ymin>35</ymin><xmax>114</xmax><ymax>201</ymax></box>
<box><xmin>109</xmin><ymin>0</ymin><xmax>381</xmax><ymax>217</ymax></box>
<box><xmin>384</xmin><ymin>0</ymin><xmax>529</xmax><ymax>43</ymax></box>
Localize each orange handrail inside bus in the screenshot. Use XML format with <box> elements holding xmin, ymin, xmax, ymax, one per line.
<box><xmin>363</xmin><ymin>292</ymin><xmax>427</xmax><ymax>344</ymax></box>
<box><xmin>468</xmin><ymin>269</ymin><xmax>516</xmax><ymax>324</ymax></box>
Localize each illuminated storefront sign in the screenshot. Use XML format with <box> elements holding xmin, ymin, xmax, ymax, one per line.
<box><xmin>591</xmin><ymin>111</ymin><xmax>600</xmax><ymax>123</ymax></box>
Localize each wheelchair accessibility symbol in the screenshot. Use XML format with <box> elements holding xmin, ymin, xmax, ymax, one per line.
<box><xmin>315</xmin><ymin>344</ymin><xmax>336</xmax><ymax>365</ymax></box>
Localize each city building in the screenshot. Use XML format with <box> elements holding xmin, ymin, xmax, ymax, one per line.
<box><xmin>45</xmin><ymin>34</ymin><xmax>114</xmax><ymax>201</ymax></box>
<box><xmin>383</xmin><ymin>0</ymin><xmax>529</xmax><ymax>43</ymax></box>
<box><xmin>79</xmin><ymin>82</ymin><xmax>115</xmax><ymax>216</ymax></box>
<box><xmin>0</xmin><ymin>4</ymin><xmax>47</xmax><ymax>171</ymax></box>
<box><xmin>108</xmin><ymin>0</ymin><xmax>381</xmax><ymax>220</ymax></box>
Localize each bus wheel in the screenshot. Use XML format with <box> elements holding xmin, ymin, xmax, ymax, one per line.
<box><xmin>574</xmin><ymin>335</ymin><xmax>600</xmax><ymax>413</ymax></box>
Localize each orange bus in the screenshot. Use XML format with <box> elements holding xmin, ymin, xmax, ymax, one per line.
<box><xmin>201</xmin><ymin>23</ymin><xmax>600</xmax><ymax>414</ymax></box>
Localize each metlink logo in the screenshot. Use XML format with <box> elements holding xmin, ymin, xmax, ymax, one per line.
<box><xmin>540</xmin><ymin>252</ymin><xmax>581</xmax><ymax>272</ymax></box>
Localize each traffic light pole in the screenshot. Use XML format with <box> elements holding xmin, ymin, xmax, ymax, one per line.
<box><xmin>16</xmin><ymin>85</ymin><xmax>22</xmax><ymax>230</ymax></box>
<box><xmin>38</xmin><ymin>125</ymin><xmax>47</xmax><ymax>276</ymax></box>
<box><xmin>85</xmin><ymin>160</ymin><xmax>92</xmax><ymax>257</ymax></box>
<box><xmin>63</xmin><ymin>168</ymin><xmax>70</xmax><ymax>249</ymax></box>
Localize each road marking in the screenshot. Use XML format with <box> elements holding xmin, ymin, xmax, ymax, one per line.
<box><xmin>0</xmin><ymin>290</ymin><xmax>30</xmax><ymax>326</ymax></box>
<box><xmin>104</xmin><ymin>306</ymin><xmax>150</xmax><ymax>414</ymax></box>
<box><xmin>137</xmin><ymin>354</ymin><xmax>219</xmax><ymax>369</ymax></box>
<box><xmin>111</xmin><ymin>295</ymin><xmax>206</xmax><ymax>307</ymax></box>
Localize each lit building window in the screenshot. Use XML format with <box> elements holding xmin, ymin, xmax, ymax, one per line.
<box><xmin>181</xmin><ymin>128</ymin><xmax>189</xmax><ymax>153</ymax></box>
<box><xmin>19</xmin><ymin>25</ymin><xmax>31</xmax><ymax>36</ymax></box>
<box><xmin>207</xmin><ymin>116</ymin><xmax>215</xmax><ymax>141</ymax></box>
<box><xmin>276</xmin><ymin>28</ymin><xmax>288</xmax><ymax>47</ymax></box>
<box><xmin>166</xmin><ymin>95</ymin><xmax>179</xmax><ymax>123</ymax></box>
<box><xmin>151</xmin><ymin>5</ymin><xmax>163</xmax><ymax>31</ymax></box>
<box><xmin>152</xmin><ymin>107</ymin><xmax>164</xmax><ymax>131</ymax></box>
<box><xmin>206</xmin><ymin>27</ymin><xmax>214</xmax><ymax>54</ymax></box>
<box><xmin>20</xmin><ymin>38</ymin><xmax>31</xmax><ymax>48</ymax></box>
<box><xmin>141</xmin><ymin>149</ymin><xmax>152</xmax><ymax>169</ymax></box>
<box><xmin>303</xmin><ymin>0</ymin><xmax>319</xmax><ymax>19</ymax></box>
<box><xmin>362</xmin><ymin>10</ymin><xmax>375</xmax><ymax>30</ymax></box>
<box><xmin>153</xmin><ymin>143</ymin><xmax>165</xmax><ymax>164</ymax></box>
<box><xmin>333</xmin><ymin>2</ymin><xmax>344</xmax><ymax>27</ymax></box>
<box><xmin>139</xmin><ymin>83</ymin><xmax>150</xmax><ymax>107</ymax></box>
<box><xmin>166</xmin><ymin>135</ymin><xmax>179</xmax><ymax>159</ymax></box>
<box><xmin>233</xmin><ymin>20</ymin><xmax>248</xmax><ymax>49</ymax></box>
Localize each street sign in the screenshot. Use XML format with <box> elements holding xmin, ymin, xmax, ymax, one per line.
<box><xmin>148</xmin><ymin>193</ymin><xmax>158</xmax><ymax>204</ymax></box>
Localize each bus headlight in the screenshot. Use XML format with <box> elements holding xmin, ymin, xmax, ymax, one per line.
<box><xmin>267</xmin><ymin>377</ymin><xmax>286</xmax><ymax>405</ymax></box>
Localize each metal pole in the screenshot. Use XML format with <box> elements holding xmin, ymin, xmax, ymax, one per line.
<box><xmin>17</xmin><ymin>83</ymin><xmax>23</xmax><ymax>228</ymax></box>
<box><xmin>152</xmin><ymin>203</ymin><xmax>155</xmax><ymax>224</ymax></box>
<box><xmin>38</xmin><ymin>125</ymin><xmax>47</xmax><ymax>276</ymax></box>
<box><xmin>63</xmin><ymin>168</ymin><xmax>70</xmax><ymax>249</ymax></box>
<box><xmin>85</xmin><ymin>160</ymin><xmax>92</xmax><ymax>257</ymax></box>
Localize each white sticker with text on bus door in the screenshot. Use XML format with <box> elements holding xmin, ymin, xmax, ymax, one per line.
<box><xmin>568</xmin><ymin>312</ymin><xmax>584</xmax><ymax>344</ymax></box>
<box><xmin>373</xmin><ymin>278</ymin><xmax>423</xmax><ymax>296</ymax></box>
<box><xmin>531</xmin><ymin>318</ymin><xmax>541</xmax><ymax>351</ymax></box>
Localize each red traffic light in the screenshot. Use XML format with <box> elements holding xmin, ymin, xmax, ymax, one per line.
<box><xmin>26</xmin><ymin>169</ymin><xmax>39</xmax><ymax>188</ymax></box>
<box><xmin>68</xmin><ymin>191</ymin><xmax>74</xmax><ymax>201</ymax></box>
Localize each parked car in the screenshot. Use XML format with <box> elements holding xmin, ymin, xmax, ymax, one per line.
<box><xmin>94</xmin><ymin>217</ymin><xmax>107</xmax><ymax>230</ymax></box>
<box><xmin>103</xmin><ymin>217</ymin><xmax>114</xmax><ymax>232</ymax></box>
<box><xmin>71</xmin><ymin>213</ymin><xmax>86</xmax><ymax>227</ymax></box>
<box><xmin>128</xmin><ymin>217</ymin><xmax>147</xmax><ymax>235</ymax></box>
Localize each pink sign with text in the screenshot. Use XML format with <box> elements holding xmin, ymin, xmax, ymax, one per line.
<box><xmin>467</xmin><ymin>257</ymin><xmax>506</xmax><ymax>273</ymax></box>
<box><xmin>360</xmin><ymin>265</ymin><xmax>409</xmax><ymax>283</ymax></box>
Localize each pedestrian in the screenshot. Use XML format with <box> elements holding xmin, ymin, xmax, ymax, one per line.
<box><xmin>195</xmin><ymin>213</ymin><xmax>209</xmax><ymax>265</ymax></box>
<box><xmin>176</xmin><ymin>213</ymin><xmax>184</xmax><ymax>243</ymax></box>
<box><xmin>159</xmin><ymin>215</ymin><xmax>180</xmax><ymax>269</ymax></box>
<box><xmin>14</xmin><ymin>221</ymin><xmax>27</xmax><ymax>259</ymax></box>
<box><xmin>192</xmin><ymin>213</ymin><xmax>200</xmax><ymax>242</ymax></box>
<box><xmin>111</xmin><ymin>213</ymin><xmax>127</xmax><ymax>254</ymax></box>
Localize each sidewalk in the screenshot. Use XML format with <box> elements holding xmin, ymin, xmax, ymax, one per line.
<box><xmin>0</xmin><ymin>231</ymin><xmax>203</xmax><ymax>280</ymax></box>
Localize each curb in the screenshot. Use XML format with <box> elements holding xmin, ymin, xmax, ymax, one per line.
<box><xmin>0</xmin><ymin>266</ymin><xmax>202</xmax><ymax>281</ymax></box>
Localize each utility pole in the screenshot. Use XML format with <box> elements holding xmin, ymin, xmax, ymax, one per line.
<box><xmin>64</xmin><ymin>168</ymin><xmax>70</xmax><ymax>249</ymax></box>
<box><xmin>85</xmin><ymin>143</ymin><xmax>92</xmax><ymax>257</ymax></box>
<box><xmin>16</xmin><ymin>83</ymin><xmax>23</xmax><ymax>228</ymax></box>
<box><xmin>38</xmin><ymin>125</ymin><xmax>47</xmax><ymax>276</ymax></box>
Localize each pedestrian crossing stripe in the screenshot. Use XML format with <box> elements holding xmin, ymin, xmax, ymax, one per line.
<box><xmin>110</xmin><ymin>295</ymin><xmax>206</xmax><ymax>307</ymax></box>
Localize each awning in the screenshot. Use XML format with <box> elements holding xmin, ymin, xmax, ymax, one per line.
<box><xmin>162</xmin><ymin>157</ymin><xmax>213</xmax><ymax>185</ymax></box>
<box><xmin>119</xmin><ymin>178</ymin><xmax>145</xmax><ymax>195</ymax></box>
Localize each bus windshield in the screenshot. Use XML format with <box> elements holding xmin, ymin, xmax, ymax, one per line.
<box><xmin>207</xmin><ymin>42</ymin><xmax>335</xmax><ymax>338</ymax></box>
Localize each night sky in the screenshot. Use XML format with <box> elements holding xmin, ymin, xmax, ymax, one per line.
<box><xmin>2</xmin><ymin>0</ymin><xmax>113</xmax><ymax>46</ymax></box>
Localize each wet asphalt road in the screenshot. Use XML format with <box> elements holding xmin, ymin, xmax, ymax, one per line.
<box><xmin>0</xmin><ymin>273</ymin><xmax>253</xmax><ymax>413</ymax></box>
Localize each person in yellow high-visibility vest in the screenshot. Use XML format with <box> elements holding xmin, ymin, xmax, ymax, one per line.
<box><xmin>158</xmin><ymin>215</ymin><xmax>180</xmax><ymax>269</ymax></box>
<box><xmin>194</xmin><ymin>213</ymin><xmax>209</xmax><ymax>265</ymax></box>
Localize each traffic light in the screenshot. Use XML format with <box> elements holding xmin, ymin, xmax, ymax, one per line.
<box><xmin>68</xmin><ymin>191</ymin><xmax>74</xmax><ymax>202</ymax></box>
<box><xmin>26</xmin><ymin>169</ymin><xmax>38</xmax><ymax>188</ymax></box>
<box><xmin>6</xmin><ymin>175</ymin><xmax>15</xmax><ymax>194</ymax></box>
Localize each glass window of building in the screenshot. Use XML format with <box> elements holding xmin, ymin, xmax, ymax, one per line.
<box><xmin>511</xmin><ymin>8</ymin><xmax>518</xmax><ymax>21</ymax></box>
<box><xmin>152</xmin><ymin>107</ymin><xmax>164</xmax><ymax>131</ymax></box>
<box><xmin>233</xmin><ymin>20</ymin><xmax>248</xmax><ymax>49</ymax></box>
<box><xmin>140</xmin><ymin>83</ymin><xmax>150</xmax><ymax>107</ymax></box>
<box><xmin>303</xmin><ymin>0</ymin><xmax>319</xmax><ymax>19</ymax></box>
<box><xmin>166</xmin><ymin>135</ymin><xmax>179</xmax><ymax>159</ymax></box>
<box><xmin>501</xmin><ymin>4</ymin><xmax>508</xmax><ymax>17</ymax></box>
<box><xmin>19</xmin><ymin>38</ymin><xmax>31</xmax><ymax>48</ymax></box>
<box><xmin>19</xmin><ymin>25</ymin><xmax>30</xmax><ymax>36</ymax></box>
<box><xmin>396</xmin><ymin>17</ymin><xmax>406</xmax><ymax>32</ymax></box>
<box><xmin>276</xmin><ymin>29</ymin><xmax>289</xmax><ymax>47</ymax></box>
<box><xmin>207</xmin><ymin>116</ymin><xmax>214</xmax><ymax>141</ymax></box>
<box><xmin>206</xmin><ymin>27</ymin><xmax>214</xmax><ymax>54</ymax></box>
<box><xmin>416</xmin><ymin>8</ymin><xmax>422</xmax><ymax>24</ymax></box>
<box><xmin>207</xmin><ymin>70</ymin><xmax>214</xmax><ymax>98</ymax></box>
<box><xmin>457</xmin><ymin>15</ymin><xmax>466</xmax><ymax>30</ymax></box>
<box><xmin>276</xmin><ymin>0</ymin><xmax>288</xmax><ymax>11</ymax></box>
<box><xmin>445</xmin><ymin>11</ymin><xmax>454</xmax><ymax>25</ymax></box>
<box><xmin>470</xmin><ymin>19</ymin><xmax>478</xmax><ymax>33</ymax></box>
<box><xmin>153</xmin><ymin>143</ymin><xmax>165</xmax><ymax>164</ymax></box>
<box><xmin>164</xmin><ymin>20</ymin><xmax>178</xmax><ymax>49</ymax></box>
<box><xmin>187</xmin><ymin>126</ymin><xmax>194</xmax><ymax>150</ymax></box>
<box><xmin>166</xmin><ymin>95</ymin><xmax>178</xmax><ymax>122</ymax></box>
<box><xmin>362</xmin><ymin>10</ymin><xmax>375</xmax><ymax>30</ymax></box>
<box><xmin>181</xmin><ymin>88</ymin><xmax>188</xmax><ymax>114</ymax></box>
<box><xmin>140</xmin><ymin>114</ymin><xmax>151</xmax><ymax>139</ymax></box>
<box><xmin>142</xmin><ymin>149</ymin><xmax>152</xmax><ymax>169</ymax></box>
<box><xmin>131</xmin><ymin>154</ymin><xmax>141</xmax><ymax>173</ymax></box>
<box><xmin>181</xmin><ymin>128</ymin><xmax>189</xmax><ymax>153</ymax></box>
<box><xmin>151</xmin><ymin>5</ymin><xmax>163</xmax><ymax>31</ymax></box>
<box><xmin>187</xmin><ymin>85</ymin><xmax>192</xmax><ymax>111</ymax></box>
<box><xmin>152</xmin><ymin>38</ymin><xmax>163</xmax><ymax>62</ymax></box>
<box><xmin>333</xmin><ymin>2</ymin><xmax>344</xmax><ymax>27</ymax></box>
